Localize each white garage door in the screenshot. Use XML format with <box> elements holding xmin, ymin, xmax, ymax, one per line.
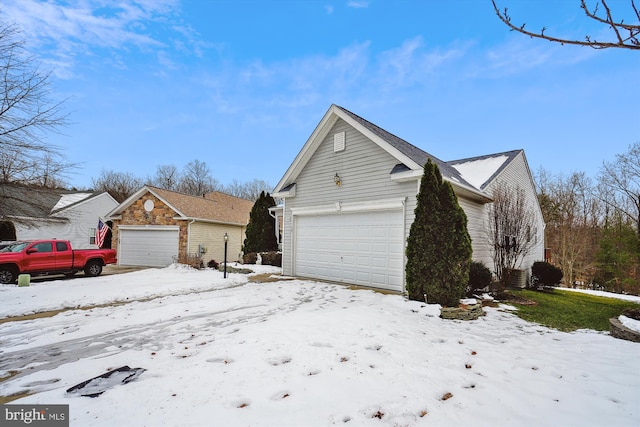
<box><xmin>118</xmin><ymin>227</ymin><xmax>179</xmax><ymax>267</ymax></box>
<box><xmin>294</xmin><ymin>210</ymin><xmax>404</xmax><ymax>291</ymax></box>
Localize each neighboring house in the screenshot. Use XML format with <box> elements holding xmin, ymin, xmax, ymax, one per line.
<box><xmin>272</xmin><ymin>104</ymin><xmax>545</xmax><ymax>293</ymax></box>
<box><xmin>0</xmin><ymin>183</ymin><xmax>118</xmax><ymax>249</ymax></box>
<box><xmin>106</xmin><ymin>186</ymin><xmax>254</xmax><ymax>268</ymax></box>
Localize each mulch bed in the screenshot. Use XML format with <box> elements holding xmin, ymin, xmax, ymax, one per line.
<box><xmin>498</xmin><ymin>292</ymin><xmax>538</xmax><ymax>306</ymax></box>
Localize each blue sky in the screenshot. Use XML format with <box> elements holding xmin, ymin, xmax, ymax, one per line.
<box><xmin>2</xmin><ymin>0</ymin><xmax>638</xmax><ymax>190</ymax></box>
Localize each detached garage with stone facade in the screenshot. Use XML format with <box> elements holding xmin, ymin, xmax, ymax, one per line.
<box><xmin>107</xmin><ymin>186</ymin><xmax>253</xmax><ymax>267</ymax></box>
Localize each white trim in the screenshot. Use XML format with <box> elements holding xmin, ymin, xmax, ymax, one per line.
<box><xmin>274</xmin><ymin>104</ymin><xmax>423</xmax><ymax>194</ymax></box>
<box><xmin>273</xmin><ymin>183</ymin><xmax>296</xmax><ymax>198</ymax></box>
<box><xmin>117</xmin><ymin>225</ymin><xmax>180</xmax><ymax>231</ymax></box>
<box><xmin>338</xmin><ymin>113</ymin><xmax>420</xmax><ymax>171</ymax></box>
<box><xmin>180</xmin><ymin>217</ymin><xmax>247</xmax><ymax>226</ymax></box>
<box><xmin>390</xmin><ymin>169</ymin><xmax>493</xmax><ymax>203</ymax></box>
<box><xmin>290</xmin><ymin>197</ymin><xmax>406</xmax><ymax>216</ymax></box>
<box><xmin>390</xmin><ymin>169</ymin><xmax>423</xmax><ymax>182</ymax></box>
<box><xmin>106</xmin><ymin>186</ymin><xmax>188</xmax><ymax>219</ymax></box>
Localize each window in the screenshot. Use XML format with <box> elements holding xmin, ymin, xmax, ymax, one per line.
<box><xmin>32</xmin><ymin>242</ymin><xmax>53</xmax><ymax>253</ymax></box>
<box><xmin>89</xmin><ymin>228</ymin><xmax>96</xmax><ymax>245</ymax></box>
<box><xmin>56</xmin><ymin>241</ymin><xmax>69</xmax><ymax>251</ymax></box>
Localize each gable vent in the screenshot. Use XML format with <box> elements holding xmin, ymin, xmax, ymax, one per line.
<box><xmin>334</xmin><ymin>132</ymin><xmax>346</xmax><ymax>153</ymax></box>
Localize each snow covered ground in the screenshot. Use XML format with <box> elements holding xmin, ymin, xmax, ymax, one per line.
<box><xmin>1</xmin><ymin>265</ymin><xmax>639</xmax><ymax>426</ymax></box>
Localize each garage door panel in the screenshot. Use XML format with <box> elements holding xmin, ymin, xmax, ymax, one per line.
<box><xmin>295</xmin><ymin>210</ymin><xmax>404</xmax><ymax>291</ymax></box>
<box><xmin>119</xmin><ymin>228</ymin><xmax>179</xmax><ymax>267</ymax></box>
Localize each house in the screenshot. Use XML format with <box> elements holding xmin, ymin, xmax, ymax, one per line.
<box><xmin>106</xmin><ymin>186</ymin><xmax>254</xmax><ymax>267</ymax></box>
<box><xmin>0</xmin><ymin>183</ymin><xmax>118</xmax><ymax>249</ymax></box>
<box><xmin>272</xmin><ymin>104</ymin><xmax>545</xmax><ymax>293</ymax></box>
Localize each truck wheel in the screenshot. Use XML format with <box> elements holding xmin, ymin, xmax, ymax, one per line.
<box><xmin>0</xmin><ymin>267</ymin><xmax>17</xmax><ymax>284</ymax></box>
<box><xmin>84</xmin><ymin>261</ymin><xmax>103</xmax><ymax>277</ymax></box>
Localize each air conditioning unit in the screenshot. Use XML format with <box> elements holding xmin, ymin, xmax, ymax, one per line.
<box><xmin>509</xmin><ymin>269</ymin><xmax>527</xmax><ymax>288</ymax></box>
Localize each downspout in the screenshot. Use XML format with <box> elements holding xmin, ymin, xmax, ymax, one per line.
<box><xmin>268</xmin><ymin>208</ymin><xmax>281</xmax><ymax>248</ymax></box>
<box><xmin>402</xmin><ymin>196</ymin><xmax>407</xmax><ymax>295</ymax></box>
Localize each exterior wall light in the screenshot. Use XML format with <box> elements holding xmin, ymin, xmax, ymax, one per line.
<box><xmin>334</xmin><ymin>173</ymin><xmax>342</xmax><ymax>187</ymax></box>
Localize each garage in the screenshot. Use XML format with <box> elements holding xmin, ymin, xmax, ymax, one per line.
<box><xmin>118</xmin><ymin>226</ymin><xmax>179</xmax><ymax>267</ymax></box>
<box><xmin>294</xmin><ymin>210</ymin><xmax>404</xmax><ymax>291</ymax></box>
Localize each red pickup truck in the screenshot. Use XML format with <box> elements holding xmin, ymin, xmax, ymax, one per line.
<box><xmin>0</xmin><ymin>240</ymin><xmax>117</xmax><ymax>284</ymax></box>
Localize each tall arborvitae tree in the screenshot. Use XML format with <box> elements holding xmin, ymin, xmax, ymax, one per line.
<box><xmin>243</xmin><ymin>191</ymin><xmax>278</xmax><ymax>253</ymax></box>
<box><xmin>406</xmin><ymin>159</ymin><xmax>472</xmax><ymax>306</ymax></box>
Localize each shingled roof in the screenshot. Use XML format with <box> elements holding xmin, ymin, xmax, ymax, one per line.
<box><xmin>0</xmin><ymin>183</ymin><xmax>99</xmax><ymax>220</ymax></box>
<box><xmin>112</xmin><ymin>186</ymin><xmax>253</xmax><ymax>226</ymax></box>
<box><xmin>334</xmin><ymin>105</ymin><xmax>475</xmax><ymax>189</ymax></box>
<box><xmin>448</xmin><ymin>150</ymin><xmax>522</xmax><ymax>190</ymax></box>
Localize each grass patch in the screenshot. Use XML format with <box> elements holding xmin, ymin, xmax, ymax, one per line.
<box><xmin>508</xmin><ymin>289</ymin><xmax>639</xmax><ymax>332</ymax></box>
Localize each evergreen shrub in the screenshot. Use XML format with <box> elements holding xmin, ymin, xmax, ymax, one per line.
<box><xmin>467</xmin><ymin>261</ymin><xmax>492</xmax><ymax>297</ymax></box>
<box><xmin>405</xmin><ymin>159</ymin><xmax>472</xmax><ymax>306</ymax></box>
<box><xmin>244</xmin><ymin>192</ymin><xmax>278</xmax><ymax>253</ymax></box>
<box><xmin>531</xmin><ymin>261</ymin><xmax>563</xmax><ymax>288</ymax></box>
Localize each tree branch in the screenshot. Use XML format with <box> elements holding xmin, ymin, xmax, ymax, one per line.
<box><xmin>491</xmin><ymin>0</ymin><xmax>640</xmax><ymax>50</ymax></box>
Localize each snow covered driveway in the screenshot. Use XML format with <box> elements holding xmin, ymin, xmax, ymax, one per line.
<box><xmin>1</xmin><ymin>265</ymin><xmax>639</xmax><ymax>426</ymax></box>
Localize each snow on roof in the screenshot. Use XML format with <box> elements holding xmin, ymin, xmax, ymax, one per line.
<box><xmin>52</xmin><ymin>193</ymin><xmax>93</xmax><ymax>212</ymax></box>
<box><xmin>450</xmin><ymin>155</ymin><xmax>509</xmax><ymax>189</ymax></box>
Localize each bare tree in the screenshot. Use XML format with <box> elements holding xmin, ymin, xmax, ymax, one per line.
<box><xmin>178</xmin><ymin>160</ymin><xmax>219</xmax><ymax>196</ymax></box>
<box><xmin>92</xmin><ymin>169</ymin><xmax>143</xmax><ymax>202</ymax></box>
<box><xmin>488</xmin><ymin>182</ymin><xmax>539</xmax><ymax>291</ymax></box>
<box><xmin>222</xmin><ymin>179</ymin><xmax>273</xmax><ymax>201</ymax></box>
<box><xmin>537</xmin><ymin>169</ymin><xmax>601</xmax><ymax>285</ymax></box>
<box><xmin>492</xmin><ymin>0</ymin><xmax>640</xmax><ymax>50</ymax></box>
<box><xmin>599</xmin><ymin>142</ymin><xmax>640</xmax><ymax>236</ymax></box>
<box><xmin>0</xmin><ymin>16</ymin><xmax>73</xmax><ymax>228</ymax></box>
<box><xmin>149</xmin><ymin>164</ymin><xmax>181</xmax><ymax>191</ymax></box>
<box><xmin>0</xmin><ymin>17</ymin><xmax>71</xmax><ymax>186</ymax></box>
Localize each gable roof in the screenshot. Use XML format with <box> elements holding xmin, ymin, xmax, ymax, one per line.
<box><xmin>0</xmin><ymin>183</ymin><xmax>111</xmax><ymax>220</ymax></box>
<box><xmin>448</xmin><ymin>150</ymin><xmax>522</xmax><ymax>190</ymax></box>
<box><xmin>273</xmin><ymin>104</ymin><xmax>491</xmax><ymax>202</ymax></box>
<box><xmin>107</xmin><ymin>186</ymin><xmax>253</xmax><ymax>226</ymax></box>
<box><xmin>335</xmin><ymin>106</ymin><xmax>472</xmax><ymax>186</ymax></box>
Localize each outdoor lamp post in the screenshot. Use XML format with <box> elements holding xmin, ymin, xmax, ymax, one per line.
<box><xmin>223</xmin><ymin>232</ymin><xmax>228</xmax><ymax>278</ymax></box>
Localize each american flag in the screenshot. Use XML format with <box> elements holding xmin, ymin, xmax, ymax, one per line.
<box><xmin>96</xmin><ymin>219</ymin><xmax>109</xmax><ymax>248</ymax></box>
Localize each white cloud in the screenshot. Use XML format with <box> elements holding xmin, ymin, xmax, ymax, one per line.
<box><xmin>469</xmin><ymin>35</ymin><xmax>598</xmax><ymax>80</ymax></box>
<box><xmin>347</xmin><ymin>1</ymin><xmax>369</xmax><ymax>8</ymax></box>
<box><xmin>0</xmin><ymin>0</ymin><xmax>186</xmax><ymax>78</ymax></box>
<box><xmin>192</xmin><ymin>36</ymin><xmax>471</xmax><ymax>119</ymax></box>
<box><xmin>373</xmin><ymin>36</ymin><xmax>468</xmax><ymax>90</ymax></box>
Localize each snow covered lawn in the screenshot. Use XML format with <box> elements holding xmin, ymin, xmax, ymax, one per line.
<box><xmin>1</xmin><ymin>265</ymin><xmax>639</xmax><ymax>426</ymax></box>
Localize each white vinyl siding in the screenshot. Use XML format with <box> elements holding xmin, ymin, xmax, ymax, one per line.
<box><xmin>118</xmin><ymin>226</ymin><xmax>179</xmax><ymax>267</ymax></box>
<box><xmin>279</xmin><ymin>114</ymin><xmax>544</xmax><ymax>291</ymax></box>
<box><xmin>15</xmin><ymin>193</ymin><xmax>118</xmax><ymax>249</ymax></box>
<box><xmin>281</xmin><ymin>118</ymin><xmax>416</xmax><ymax>285</ymax></box>
<box><xmin>483</xmin><ymin>153</ymin><xmax>546</xmax><ymax>276</ymax></box>
<box><xmin>457</xmin><ymin>197</ymin><xmax>494</xmax><ymax>269</ymax></box>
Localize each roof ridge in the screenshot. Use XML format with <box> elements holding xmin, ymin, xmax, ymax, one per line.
<box><xmin>447</xmin><ymin>149</ymin><xmax>522</xmax><ymax>165</ymax></box>
<box><xmin>148</xmin><ymin>185</ymin><xmax>253</xmax><ymax>203</ymax></box>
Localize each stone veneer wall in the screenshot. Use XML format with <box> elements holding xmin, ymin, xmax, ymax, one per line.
<box><xmin>609</xmin><ymin>318</ymin><xmax>640</xmax><ymax>343</ymax></box>
<box><xmin>440</xmin><ymin>302</ymin><xmax>485</xmax><ymax>320</ymax></box>
<box><xmin>112</xmin><ymin>194</ymin><xmax>189</xmax><ymax>260</ymax></box>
